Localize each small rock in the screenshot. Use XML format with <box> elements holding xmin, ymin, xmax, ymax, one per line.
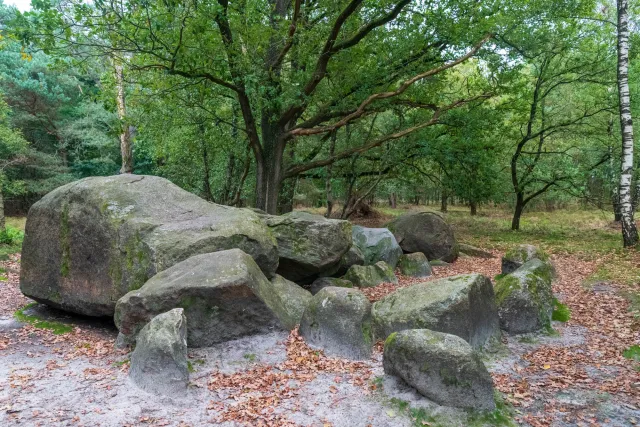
<box><xmin>387</xmin><ymin>211</ymin><xmax>458</xmax><ymax>262</ymax></box>
<box><xmin>458</xmin><ymin>243</ymin><xmax>494</xmax><ymax>259</ymax></box>
<box><xmin>501</xmin><ymin>244</ymin><xmax>550</xmax><ymax>275</ymax></box>
<box><xmin>372</xmin><ymin>274</ymin><xmax>500</xmax><ymax>347</ymax></box>
<box><xmin>352</xmin><ymin>226</ymin><xmax>403</xmax><ymax>268</ymax></box>
<box><xmin>309</xmin><ymin>277</ymin><xmax>354</xmax><ymax>295</ymax></box>
<box><xmin>397</xmin><ymin>253</ymin><xmax>432</xmax><ymax>278</ymax></box>
<box><xmin>429</xmin><ymin>259</ymin><xmax>449</xmax><ymax>267</ymax></box>
<box><xmin>342</xmin><ymin>261</ymin><xmax>398</xmax><ymax>287</ymax></box>
<box><xmin>495</xmin><ymin>258</ymin><xmax>555</xmax><ymax>334</ymax></box>
<box><xmin>383</xmin><ymin>329</ymin><xmax>495</xmax><ymax>410</ymax></box>
<box><xmin>129</xmin><ymin>308</ymin><xmax>188</xmax><ymax>396</ymax></box>
<box><xmin>299</xmin><ymin>287</ymin><xmax>373</xmax><ymax>360</ymax></box>
<box><xmin>255</xmin><ymin>275</ymin><xmax>312</xmax><ymax>330</ymax></box>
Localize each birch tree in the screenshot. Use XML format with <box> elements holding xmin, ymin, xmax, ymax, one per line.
<box><xmin>616</xmin><ymin>0</ymin><xmax>638</xmax><ymax>247</ymax></box>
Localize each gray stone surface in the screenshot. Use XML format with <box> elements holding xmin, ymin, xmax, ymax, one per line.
<box><xmin>129</xmin><ymin>308</ymin><xmax>188</xmax><ymax>396</ymax></box>
<box><xmin>458</xmin><ymin>243</ymin><xmax>494</xmax><ymax>259</ymax></box>
<box><xmin>20</xmin><ymin>174</ymin><xmax>278</xmax><ymax>316</ymax></box>
<box><xmin>115</xmin><ymin>249</ymin><xmax>281</xmax><ymax>347</ymax></box>
<box><xmin>256</xmin><ymin>275</ymin><xmax>312</xmax><ymax>330</ymax></box>
<box><xmin>397</xmin><ymin>253</ymin><xmax>432</xmax><ymax>278</ymax></box>
<box><xmin>309</xmin><ymin>277</ymin><xmax>354</xmax><ymax>295</ymax></box>
<box><xmin>299</xmin><ymin>287</ymin><xmax>373</xmax><ymax>360</ymax></box>
<box><xmin>371</xmin><ymin>274</ymin><xmax>500</xmax><ymax>347</ymax></box>
<box><xmin>501</xmin><ymin>244</ymin><xmax>550</xmax><ymax>275</ymax></box>
<box><xmin>262</xmin><ymin>211</ymin><xmax>352</xmax><ymax>282</ymax></box>
<box><xmin>387</xmin><ymin>211</ymin><xmax>458</xmax><ymax>262</ymax></box>
<box><xmin>383</xmin><ymin>329</ymin><xmax>495</xmax><ymax>410</ymax></box>
<box><xmin>352</xmin><ymin>226</ymin><xmax>403</xmax><ymax>268</ymax></box>
<box><xmin>342</xmin><ymin>261</ymin><xmax>398</xmax><ymax>288</ymax></box>
<box><xmin>495</xmin><ymin>258</ymin><xmax>555</xmax><ymax>334</ymax></box>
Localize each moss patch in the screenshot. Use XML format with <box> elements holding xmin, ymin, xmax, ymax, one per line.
<box><xmin>14</xmin><ymin>303</ymin><xmax>73</xmax><ymax>334</ymax></box>
<box><xmin>552</xmin><ymin>298</ymin><xmax>571</xmax><ymax>322</ymax></box>
<box><xmin>623</xmin><ymin>345</ymin><xmax>640</xmax><ymax>361</ymax></box>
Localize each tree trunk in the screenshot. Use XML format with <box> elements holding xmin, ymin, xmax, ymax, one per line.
<box><xmin>255</xmin><ymin>116</ymin><xmax>286</xmax><ymax>214</ymax></box>
<box><xmin>325</xmin><ymin>131</ymin><xmax>336</xmax><ymax>218</ymax></box>
<box><xmin>512</xmin><ymin>193</ymin><xmax>525</xmax><ymax>231</ymax></box>
<box><xmin>440</xmin><ymin>189</ymin><xmax>448</xmax><ymax>213</ymax></box>
<box><xmin>389</xmin><ymin>192</ymin><xmax>397</xmax><ymax>208</ymax></box>
<box><xmin>0</xmin><ymin>181</ymin><xmax>5</xmax><ymax>231</ymax></box>
<box><xmin>616</xmin><ymin>0</ymin><xmax>639</xmax><ymax>247</ymax></box>
<box><xmin>470</xmin><ymin>200</ymin><xmax>477</xmax><ymax>216</ymax></box>
<box><xmin>114</xmin><ymin>63</ymin><xmax>133</xmax><ymax>174</ymax></box>
<box><xmin>201</xmin><ymin>127</ymin><xmax>214</xmax><ymax>202</ymax></box>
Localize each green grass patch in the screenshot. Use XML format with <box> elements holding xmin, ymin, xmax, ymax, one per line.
<box><xmin>552</xmin><ymin>299</ymin><xmax>571</xmax><ymax>322</ymax></box>
<box><xmin>0</xmin><ymin>224</ymin><xmax>25</xmax><ymax>258</ymax></box>
<box><xmin>14</xmin><ymin>303</ymin><xmax>73</xmax><ymax>334</ymax></box>
<box><xmin>623</xmin><ymin>345</ymin><xmax>640</xmax><ymax>361</ymax></box>
<box><xmin>243</xmin><ymin>353</ymin><xmax>257</xmax><ymax>362</ymax></box>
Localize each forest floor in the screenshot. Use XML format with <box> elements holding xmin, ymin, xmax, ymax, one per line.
<box><xmin>1</xmin><ymin>207</ymin><xmax>640</xmax><ymax>426</ymax></box>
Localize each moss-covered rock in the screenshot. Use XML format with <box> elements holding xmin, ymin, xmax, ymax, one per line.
<box><xmin>129</xmin><ymin>308</ymin><xmax>188</xmax><ymax>396</ymax></box>
<box><xmin>115</xmin><ymin>249</ymin><xmax>281</xmax><ymax>347</ymax></box>
<box><xmin>299</xmin><ymin>286</ymin><xmax>373</xmax><ymax>360</ymax></box>
<box><xmin>387</xmin><ymin>211</ymin><xmax>458</xmax><ymax>262</ymax></box>
<box><xmin>383</xmin><ymin>329</ymin><xmax>495</xmax><ymax>411</ymax></box>
<box><xmin>309</xmin><ymin>277</ymin><xmax>353</xmax><ymax>295</ymax></box>
<box><xmin>371</xmin><ymin>274</ymin><xmax>500</xmax><ymax>347</ymax></box>
<box><xmin>261</xmin><ymin>211</ymin><xmax>352</xmax><ymax>283</ymax></box>
<box><xmin>20</xmin><ymin>174</ymin><xmax>279</xmax><ymax>317</ymax></box>
<box><xmin>254</xmin><ymin>275</ymin><xmax>312</xmax><ymax>330</ymax></box>
<box><xmin>342</xmin><ymin>261</ymin><xmax>398</xmax><ymax>287</ymax></box>
<box><xmin>397</xmin><ymin>252</ymin><xmax>432</xmax><ymax>278</ymax></box>
<box><xmin>501</xmin><ymin>244</ymin><xmax>550</xmax><ymax>275</ymax></box>
<box><xmin>495</xmin><ymin>258</ymin><xmax>555</xmax><ymax>334</ymax></box>
<box><xmin>351</xmin><ymin>226</ymin><xmax>403</xmax><ymax>268</ymax></box>
<box><xmin>458</xmin><ymin>243</ymin><xmax>494</xmax><ymax>259</ymax></box>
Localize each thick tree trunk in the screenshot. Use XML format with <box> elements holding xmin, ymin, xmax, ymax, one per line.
<box><xmin>255</xmin><ymin>117</ymin><xmax>286</xmax><ymax>214</ymax></box>
<box><xmin>616</xmin><ymin>0</ymin><xmax>639</xmax><ymax>247</ymax></box>
<box><xmin>389</xmin><ymin>192</ymin><xmax>397</xmax><ymax>208</ymax></box>
<box><xmin>512</xmin><ymin>193</ymin><xmax>525</xmax><ymax>231</ymax></box>
<box><xmin>201</xmin><ymin>129</ymin><xmax>214</xmax><ymax>202</ymax></box>
<box><xmin>114</xmin><ymin>63</ymin><xmax>133</xmax><ymax>174</ymax></box>
<box><xmin>325</xmin><ymin>132</ymin><xmax>336</xmax><ymax>218</ymax></box>
<box><xmin>470</xmin><ymin>200</ymin><xmax>477</xmax><ymax>216</ymax></box>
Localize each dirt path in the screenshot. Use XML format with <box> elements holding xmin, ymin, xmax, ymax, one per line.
<box><xmin>1</xmin><ymin>252</ymin><xmax>639</xmax><ymax>426</ymax></box>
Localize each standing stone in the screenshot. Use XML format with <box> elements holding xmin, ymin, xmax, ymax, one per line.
<box><xmin>501</xmin><ymin>244</ymin><xmax>550</xmax><ymax>275</ymax></box>
<box><xmin>342</xmin><ymin>261</ymin><xmax>398</xmax><ymax>288</ymax></box>
<box><xmin>129</xmin><ymin>308</ymin><xmax>188</xmax><ymax>396</ymax></box>
<box><xmin>20</xmin><ymin>174</ymin><xmax>278</xmax><ymax>317</ymax></box>
<box><xmin>115</xmin><ymin>249</ymin><xmax>281</xmax><ymax>347</ymax></box>
<box><xmin>262</xmin><ymin>211</ymin><xmax>352</xmax><ymax>282</ymax></box>
<box><xmin>397</xmin><ymin>253</ymin><xmax>432</xmax><ymax>278</ymax></box>
<box><xmin>495</xmin><ymin>259</ymin><xmax>555</xmax><ymax>334</ymax></box>
<box><xmin>299</xmin><ymin>287</ymin><xmax>373</xmax><ymax>360</ymax></box>
<box><xmin>383</xmin><ymin>329</ymin><xmax>495</xmax><ymax>410</ymax></box>
<box><xmin>253</xmin><ymin>275</ymin><xmax>312</xmax><ymax>330</ymax></box>
<box><xmin>371</xmin><ymin>274</ymin><xmax>500</xmax><ymax>347</ymax></box>
<box><xmin>387</xmin><ymin>211</ymin><xmax>458</xmax><ymax>262</ymax></box>
<box><xmin>309</xmin><ymin>277</ymin><xmax>354</xmax><ymax>295</ymax></box>
<box><xmin>352</xmin><ymin>226</ymin><xmax>403</xmax><ymax>268</ymax></box>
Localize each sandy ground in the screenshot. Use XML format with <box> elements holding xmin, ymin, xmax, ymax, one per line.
<box><xmin>1</xmin><ymin>252</ymin><xmax>640</xmax><ymax>426</ymax></box>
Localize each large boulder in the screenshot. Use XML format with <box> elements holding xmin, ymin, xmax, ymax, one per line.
<box><xmin>253</xmin><ymin>275</ymin><xmax>312</xmax><ymax>330</ymax></box>
<box><xmin>342</xmin><ymin>261</ymin><xmax>398</xmax><ymax>288</ymax></box>
<box><xmin>352</xmin><ymin>226</ymin><xmax>403</xmax><ymax>268</ymax></box>
<box><xmin>397</xmin><ymin>253</ymin><xmax>432</xmax><ymax>278</ymax></box>
<box><xmin>383</xmin><ymin>329</ymin><xmax>495</xmax><ymax>410</ymax></box>
<box><xmin>309</xmin><ymin>277</ymin><xmax>353</xmax><ymax>295</ymax></box>
<box><xmin>371</xmin><ymin>274</ymin><xmax>500</xmax><ymax>347</ymax></box>
<box><xmin>299</xmin><ymin>287</ymin><xmax>373</xmax><ymax>360</ymax></box>
<box><xmin>387</xmin><ymin>211</ymin><xmax>458</xmax><ymax>262</ymax></box>
<box><xmin>129</xmin><ymin>308</ymin><xmax>189</xmax><ymax>396</ymax></box>
<box><xmin>20</xmin><ymin>175</ymin><xmax>279</xmax><ymax>317</ymax></box>
<box><xmin>115</xmin><ymin>249</ymin><xmax>281</xmax><ymax>347</ymax></box>
<box><xmin>495</xmin><ymin>259</ymin><xmax>555</xmax><ymax>334</ymax></box>
<box><xmin>262</xmin><ymin>211</ymin><xmax>352</xmax><ymax>282</ymax></box>
<box><xmin>501</xmin><ymin>244</ymin><xmax>550</xmax><ymax>275</ymax></box>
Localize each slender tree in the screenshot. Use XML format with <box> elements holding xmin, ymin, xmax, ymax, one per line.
<box><xmin>616</xmin><ymin>0</ymin><xmax>638</xmax><ymax>247</ymax></box>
